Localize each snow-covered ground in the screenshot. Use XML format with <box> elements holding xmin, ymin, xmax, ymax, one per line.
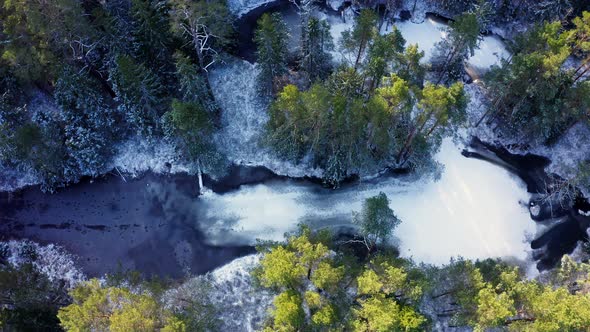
<box><xmin>0</xmin><ymin>163</ymin><xmax>40</xmax><ymax>192</ymax></box>
<box><xmin>208</xmin><ymin>254</ymin><xmax>272</xmax><ymax>331</ymax></box>
<box><xmin>164</xmin><ymin>254</ymin><xmax>271</xmax><ymax>332</ymax></box>
<box><xmin>227</xmin><ymin>0</ymin><xmax>278</xmax><ymax>18</ymax></box>
<box><xmin>110</xmin><ymin>136</ymin><xmax>191</xmax><ymax>176</ymax></box>
<box><xmin>390</xmin><ymin>16</ymin><xmax>448</xmax><ymax>61</ymax></box>
<box><xmin>209</xmin><ymin>58</ymin><xmax>323</xmax><ymax>178</ymax></box>
<box><xmin>197</xmin><ymin>137</ymin><xmax>535</xmax><ymax>265</ymax></box>
<box><xmin>1</xmin><ymin>240</ymin><xmax>85</xmax><ymax>288</ymax></box>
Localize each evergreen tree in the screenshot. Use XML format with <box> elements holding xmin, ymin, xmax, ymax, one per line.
<box><xmin>397</xmin><ymin>82</ymin><xmax>466</xmax><ymax>166</ymax></box>
<box><xmin>339</xmin><ymin>9</ymin><xmax>378</xmax><ymax>69</ymax></box>
<box><xmin>1</xmin><ymin>0</ymin><xmax>98</xmax><ymax>83</ymax></box>
<box><xmin>130</xmin><ymin>0</ymin><xmax>174</xmax><ymax>73</ymax></box>
<box><xmin>300</xmin><ymin>17</ymin><xmax>333</xmax><ymax>81</ymax></box>
<box><xmin>432</xmin><ymin>12</ymin><xmax>481</xmax><ymax>84</ymax></box>
<box><xmin>254</xmin><ymin>13</ymin><xmax>290</xmax><ymax>94</ymax></box>
<box><xmin>395</xmin><ymin>44</ymin><xmax>426</xmax><ymax>87</ymax></box>
<box><xmin>365</xmin><ymin>27</ymin><xmax>405</xmax><ymax>92</ymax></box>
<box><xmin>352</xmin><ymin>192</ymin><xmax>401</xmax><ymax>251</ymax></box>
<box><xmin>110</xmin><ymin>54</ymin><xmax>165</xmax><ymax>137</ymax></box>
<box><xmin>174</xmin><ymin>52</ymin><xmax>217</xmax><ymax>112</ymax></box>
<box><xmin>480</xmin><ymin>16</ymin><xmax>590</xmax><ymax>142</ymax></box>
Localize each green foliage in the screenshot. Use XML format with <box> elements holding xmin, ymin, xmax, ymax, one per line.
<box><xmin>430</xmin><ymin>256</ymin><xmax>590</xmax><ymax>332</ymax></box>
<box><xmin>394</xmin><ymin>44</ymin><xmax>426</xmax><ymax>87</ymax></box>
<box><xmin>339</xmin><ymin>9</ymin><xmax>378</xmax><ymax>69</ymax></box>
<box><xmin>267</xmin><ymin>73</ymin><xmax>410</xmax><ymax>184</ymax></box>
<box><xmin>1</xmin><ymin>0</ymin><xmax>96</xmax><ymax>83</ymax></box>
<box><xmin>0</xmin><ymin>263</ymin><xmax>67</xmax><ymax>331</ymax></box>
<box><xmin>365</xmin><ymin>27</ymin><xmax>405</xmax><ymax>91</ymax></box>
<box><xmin>432</xmin><ymin>12</ymin><xmax>482</xmax><ymax>83</ymax></box>
<box><xmin>484</xmin><ymin>15</ymin><xmax>590</xmax><ymax>142</ymax></box>
<box><xmin>57</xmin><ymin>279</ymin><xmax>193</xmax><ymax>332</ymax></box>
<box><xmin>254</xmin><ymin>226</ymin><xmax>347</xmax><ymax>330</ymax></box>
<box><xmin>300</xmin><ymin>17</ymin><xmax>334</xmax><ymax>81</ymax></box>
<box><xmin>255</xmin><ymin>229</ymin><xmax>425</xmax><ymax>331</ymax></box>
<box><xmin>174</xmin><ymin>52</ymin><xmax>216</xmax><ymax>112</ymax></box>
<box><xmin>267</xmin><ymin>290</ymin><xmax>305</xmax><ymax>331</ymax></box>
<box><xmin>254</xmin><ymin>12</ymin><xmax>290</xmax><ymax>94</ymax></box>
<box><xmin>163</xmin><ymin>98</ymin><xmax>223</xmax><ymax>173</ymax></box>
<box><xmin>130</xmin><ymin>0</ymin><xmax>173</xmax><ymax>71</ymax></box>
<box><xmin>352</xmin><ymin>192</ymin><xmax>401</xmax><ymax>250</ymax></box>
<box><xmin>110</xmin><ymin>54</ymin><xmax>165</xmax><ymax>136</ymax></box>
<box><xmin>396</xmin><ymin>81</ymin><xmax>466</xmax><ymax>166</ymax></box>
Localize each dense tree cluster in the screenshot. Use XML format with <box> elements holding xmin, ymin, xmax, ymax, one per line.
<box><xmin>480</xmin><ymin>12</ymin><xmax>590</xmax><ymax>143</ymax></box>
<box><xmin>254</xmin><ymin>196</ymin><xmax>590</xmax><ymax>331</ymax></box>
<box><xmin>260</xmin><ymin>9</ymin><xmax>467</xmax><ymax>185</ymax></box>
<box><xmin>254</xmin><ymin>228</ymin><xmax>426</xmax><ymax>331</ymax></box>
<box><xmin>0</xmin><ymin>0</ymin><xmax>233</xmax><ymax>190</ymax></box>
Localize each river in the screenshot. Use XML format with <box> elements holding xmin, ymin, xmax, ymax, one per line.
<box><xmin>0</xmin><ymin>4</ymin><xmax>579</xmax><ymax>278</ymax></box>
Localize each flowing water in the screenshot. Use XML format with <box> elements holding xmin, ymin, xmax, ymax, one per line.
<box><xmin>0</xmin><ymin>7</ymin><xmax>536</xmax><ymax>277</ymax></box>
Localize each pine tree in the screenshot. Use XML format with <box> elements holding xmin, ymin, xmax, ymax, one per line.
<box><xmin>130</xmin><ymin>0</ymin><xmax>173</xmax><ymax>73</ymax></box>
<box><xmin>339</xmin><ymin>9</ymin><xmax>378</xmax><ymax>70</ymax></box>
<box><xmin>364</xmin><ymin>27</ymin><xmax>405</xmax><ymax>92</ymax></box>
<box><xmin>110</xmin><ymin>54</ymin><xmax>165</xmax><ymax>137</ymax></box>
<box><xmin>432</xmin><ymin>12</ymin><xmax>481</xmax><ymax>84</ymax></box>
<box><xmin>352</xmin><ymin>193</ymin><xmax>401</xmax><ymax>251</ymax></box>
<box><xmin>254</xmin><ymin>13</ymin><xmax>290</xmax><ymax>94</ymax></box>
<box><xmin>300</xmin><ymin>17</ymin><xmax>333</xmax><ymax>81</ymax></box>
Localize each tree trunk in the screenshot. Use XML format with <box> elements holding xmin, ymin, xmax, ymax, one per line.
<box><xmin>435</xmin><ymin>42</ymin><xmax>462</xmax><ymax>85</ymax></box>
<box><xmin>354</xmin><ymin>41</ymin><xmax>366</xmax><ymax>70</ymax></box>
<box><xmin>424</xmin><ymin>117</ymin><xmax>442</xmax><ymax>138</ymax></box>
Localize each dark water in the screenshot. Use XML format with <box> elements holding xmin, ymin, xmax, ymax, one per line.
<box><xmin>1</xmin><ymin>136</ymin><xmax>588</xmax><ymax>277</ymax></box>
<box><xmin>0</xmin><ymin>173</ymin><xmax>254</xmax><ymax>278</ymax></box>
<box><xmin>235</xmin><ymin>0</ymin><xmax>302</xmax><ymax>62</ymax></box>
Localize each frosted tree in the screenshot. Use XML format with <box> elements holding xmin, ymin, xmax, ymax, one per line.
<box><xmin>300</xmin><ymin>17</ymin><xmax>334</xmax><ymax>81</ymax></box>
<box><xmin>432</xmin><ymin>12</ymin><xmax>481</xmax><ymax>84</ymax></box>
<box><xmin>55</xmin><ymin>66</ymin><xmax>117</xmax><ymax>178</ymax></box>
<box><xmin>169</xmin><ymin>0</ymin><xmax>234</xmax><ymax>78</ymax></box>
<box><xmin>352</xmin><ymin>192</ymin><xmax>401</xmax><ymax>251</ymax></box>
<box><xmin>254</xmin><ymin>13</ymin><xmax>290</xmax><ymax>95</ymax></box>
<box><xmin>109</xmin><ymin>54</ymin><xmax>165</xmax><ymax>137</ymax></box>
<box><xmin>339</xmin><ymin>9</ymin><xmax>378</xmax><ymax>70</ymax></box>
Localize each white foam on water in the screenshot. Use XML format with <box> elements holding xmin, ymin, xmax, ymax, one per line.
<box><xmin>391</xmin><ymin>139</ymin><xmax>534</xmax><ymax>264</ymax></box>
<box><xmin>198</xmin><ymin>138</ymin><xmax>535</xmax><ymax>265</ymax></box>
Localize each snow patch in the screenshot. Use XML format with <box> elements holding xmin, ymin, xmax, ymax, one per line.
<box><xmin>1</xmin><ymin>240</ymin><xmax>85</xmax><ymax>289</ymax></box>
<box><xmin>208</xmin><ymin>254</ymin><xmax>272</xmax><ymax>331</ymax></box>
<box><xmin>326</xmin><ymin>0</ymin><xmax>344</xmax><ymax>11</ymax></box>
<box><xmin>111</xmin><ymin>136</ymin><xmax>191</xmax><ymax>176</ymax></box>
<box><xmin>210</xmin><ymin>58</ymin><xmax>323</xmax><ymax>178</ymax></box>
<box><xmin>166</xmin><ymin>254</ymin><xmax>272</xmax><ymax>332</ymax></box>
<box><xmin>227</xmin><ymin>0</ymin><xmax>278</xmax><ymax>18</ymax></box>
<box><xmin>391</xmin><ymin>16</ymin><xmax>448</xmax><ymax>62</ymax></box>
